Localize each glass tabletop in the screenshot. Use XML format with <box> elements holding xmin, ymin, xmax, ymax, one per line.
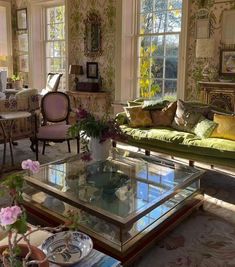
<box><xmin>23</xmin><ymin>149</ymin><xmax>204</xmax><ymax>226</ymax></box>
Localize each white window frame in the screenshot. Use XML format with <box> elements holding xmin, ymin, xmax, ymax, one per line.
<box><xmin>135</xmin><ymin>0</ymin><xmax>188</xmax><ymax>100</ymax></box>
<box><xmin>29</xmin><ymin>0</ymin><xmax>67</xmax><ymax>91</ymax></box>
<box><xmin>44</xmin><ymin>4</ymin><xmax>66</xmax><ymax>90</ymax></box>
<box><xmin>0</xmin><ymin>0</ymin><xmax>13</xmax><ymax>76</ymax></box>
<box><xmin>115</xmin><ymin>0</ymin><xmax>188</xmax><ymax>103</ymax></box>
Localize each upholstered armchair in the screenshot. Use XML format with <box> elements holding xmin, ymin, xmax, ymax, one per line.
<box><xmin>35</xmin><ymin>92</ymin><xmax>79</xmax><ymax>160</ymax></box>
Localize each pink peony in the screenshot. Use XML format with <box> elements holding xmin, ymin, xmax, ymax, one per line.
<box><xmin>21</xmin><ymin>159</ymin><xmax>40</xmax><ymax>174</ymax></box>
<box><xmin>0</xmin><ymin>206</ymin><xmax>22</xmax><ymax>226</ymax></box>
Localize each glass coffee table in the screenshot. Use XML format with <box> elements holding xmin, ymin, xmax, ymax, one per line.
<box><xmin>23</xmin><ymin>148</ymin><xmax>204</xmax><ymax>265</ymax></box>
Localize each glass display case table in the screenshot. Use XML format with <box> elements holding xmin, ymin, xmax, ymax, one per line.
<box><xmin>22</xmin><ymin>148</ymin><xmax>204</xmax><ymax>265</ymax></box>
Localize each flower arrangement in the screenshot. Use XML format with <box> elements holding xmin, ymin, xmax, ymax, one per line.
<box><xmin>69</xmin><ymin>108</ymin><xmax>125</xmax><ymax>160</ymax></box>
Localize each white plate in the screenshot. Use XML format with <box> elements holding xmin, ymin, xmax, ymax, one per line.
<box><xmin>41</xmin><ymin>231</ymin><xmax>93</xmax><ymax>266</ymax></box>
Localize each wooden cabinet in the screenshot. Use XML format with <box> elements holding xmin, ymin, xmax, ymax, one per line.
<box><xmin>68</xmin><ymin>91</ymin><xmax>111</xmax><ymax>118</ymax></box>
<box><xmin>199</xmin><ymin>81</ymin><xmax>235</xmax><ymax>112</ymax></box>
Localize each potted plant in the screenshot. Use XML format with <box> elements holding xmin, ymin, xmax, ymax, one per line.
<box><xmin>69</xmin><ymin>109</ymin><xmax>125</xmax><ymax>161</ymax></box>
<box><xmin>11</xmin><ymin>74</ymin><xmax>23</xmax><ymax>90</ymax></box>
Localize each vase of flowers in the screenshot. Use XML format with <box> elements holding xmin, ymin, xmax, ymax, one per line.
<box><xmin>69</xmin><ymin>108</ymin><xmax>125</xmax><ymax>161</ymax></box>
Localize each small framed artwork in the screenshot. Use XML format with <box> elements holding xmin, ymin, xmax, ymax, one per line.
<box><xmin>16</xmin><ymin>8</ymin><xmax>28</xmax><ymax>31</ymax></box>
<box><xmin>196</xmin><ymin>19</ymin><xmax>210</xmax><ymax>39</ymax></box>
<box><xmin>86</xmin><ymin>62</ymin><xmax>98</xmax><ymax>79</ymax></box>
<box><xmin>19</xmin><ymin>55</ymin><xmax>29</xmax><ymax>72</ymax></box>
<box><xmin>18</xmin><ymin>33</ymin><xmax>28</xmax><ymax>52</ymax></box>
<box><xmin>220</xmin><ymin>49</ymin><xmax>235</xmax><ymax>76</ymax></box>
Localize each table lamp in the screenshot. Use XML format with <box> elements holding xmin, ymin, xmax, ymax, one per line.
<box><xmin>69</xmin><ymin>65</ymin><xmax>84</xmax><ymax>90</ymax></box>
<box><xmin>196</xmin><ymin>38</ymin><xmax>215</xmax><ymax>81</ymax></box>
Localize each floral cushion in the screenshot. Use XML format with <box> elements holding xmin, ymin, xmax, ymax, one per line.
<box><xmin>193</xmin><ymin>116</ymin><xmax>218</xmax><ymax>138</ymax></box>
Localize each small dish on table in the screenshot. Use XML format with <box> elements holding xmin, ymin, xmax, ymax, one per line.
<box><xmin>41</xmin><ymin>231</ymin><xmax>93</xmax><ymax>266</ymax></box>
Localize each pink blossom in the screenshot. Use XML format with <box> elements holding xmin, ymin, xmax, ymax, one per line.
<box><xmin>21</xmin><ymin>159</ymin><xmax>40</xmax><ymax>173</ymax></box>
<box><xmin>0</xmin><ymin>206</ymin><xmax>22</xmax><ymax>226</ymax></box>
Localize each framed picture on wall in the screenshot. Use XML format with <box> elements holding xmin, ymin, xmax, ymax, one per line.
<box><xmin>19</xmin><ymin>55</ymin><xmax>29</xmax><ymax>72</ymax></box>
<box><xmin>86</xmin><ymin>62</ymin><xmax>98</xmax><ymax>79</ymax></box>
<box><xmin>196</xmin><ymin>19</ymin><xmax>210</xmax><ymax>39</ymax></box>
<box><xmin>18</xmin><ymin>33</ymin><xmax>28</xmax><ymax>52</ymax></box>
<box><xmin>220</xmin><ymin>49</ymin><xmax>235</xmax><ymax>76</ymax></box>
<box><xmin>16</xmin><ymin>8</ymin><xmax>28</xmax><ymax>31</ymax></box>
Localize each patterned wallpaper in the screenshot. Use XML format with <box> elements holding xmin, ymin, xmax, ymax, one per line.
<box><xmin>185</xmin><ymin>0</ymin><xmax>235</xmax><ymax>101</ymax></box>
<box><xmin>67</xmin><ymin>0</ymin><xmax>116</xmax><ymax>97</ymax></box>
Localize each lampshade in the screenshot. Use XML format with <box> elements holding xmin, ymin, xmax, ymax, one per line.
<box><xmin>69</xmin><ymin>65</ymin><xmax>84</xmax><ymax>75</ymax></box>
<box><xmin>196</xmin><ymin>39</ymin><xmax>215</xmax><ymax>58</ymax></box>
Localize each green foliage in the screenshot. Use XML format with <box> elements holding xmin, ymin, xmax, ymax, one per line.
<box><xmin>11</xmin><ymin>74</ymin><xmax>21</xmax><ymax>82</ymax></box>
<box><xmin>139</xmin><ymin>45</ymin><xmax>161</xmax><ymax>98</ymax></box>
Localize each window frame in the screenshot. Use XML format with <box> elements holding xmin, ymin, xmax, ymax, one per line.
<box><xmin>44</xmin><ymin>4</ymin><xmax>66</xmax><ymax>90</ymax></box>
<box><xmin>135</xmin><ymin>0</ymin><xmax>188</xmax><ymax>100</ymax></box>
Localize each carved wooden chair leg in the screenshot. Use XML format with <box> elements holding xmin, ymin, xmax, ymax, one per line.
<box><xmin>112</xmin><ymin>140</ymin><xmax>117</xmax><ymax>148</ymax></box>
<box><xmin>36</xmin><ymin>140</ymin><xmax>39</xmax><ymax>161</ymax></box>
<box><xmin>189</xmin><ymin>160</ymin><xmax>194</xmax><ymax>167</ymax></box>
<box><xmin>42</xmin><ymin>141</ymin><xmax>46</xmax><ymax>155</ymax></box>
<box><xmin>145</xmin><ymin>150</ymin><xmax>150</xmax><ymax>156</ymax></box>
<box><xmin>77</xmin><ymin>136</ymin><xmax>80</xmax><ymax>154</ymax></box>
<box><xmin>67</xmin><ymin>140</ymin><xmax>71</xmax><ymax>153</ymax></box>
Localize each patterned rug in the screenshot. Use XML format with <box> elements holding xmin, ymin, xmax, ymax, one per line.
<box><xmin>0</xmin><ymin>139</ymin><xmax>235</xmax><ymax>267</ymax></box>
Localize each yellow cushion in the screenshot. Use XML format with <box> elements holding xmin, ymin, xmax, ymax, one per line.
<box><xmin>211</xmin><ymin>114</ymin><xmax>235</xmax><ymax>140</ymax></box>
<box><xmin>124</xmin><ymin>106</ymin><xmax>153</xmax><ymax>127</ymax></box>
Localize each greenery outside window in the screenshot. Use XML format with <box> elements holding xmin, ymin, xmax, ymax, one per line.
<box><xmin>137</xmin><ymin>0</ymin><xmax>183</xmax><ymax>100</ymax></box>
<box><xmin>45</xmin><ymin>5</ymin><xmax>66</xmax><ymax>90</ymax></box>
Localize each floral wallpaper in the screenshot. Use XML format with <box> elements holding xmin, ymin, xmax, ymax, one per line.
<box><xmin>186</xmin><ymin>0</ymin><xmax>235</xmax><ymax>101</ymax></box>
<box><xmin>67</xmin><ymin>0</ymin><xmax>116</xmax><ymax>97</ymax></box>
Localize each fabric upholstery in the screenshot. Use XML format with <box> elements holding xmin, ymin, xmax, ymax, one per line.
<box><xmin>193</xmin><ymin>116</ymin><xmax>218</xmax><ymax>138</ymax></box>
<box><xmin>211</xmin><ymin>114</ymin><xmax>235</xmax><ymax>141</ymax></box>
<box><xmin>124</xmin><ymin>106</ymin><xmax>153</xmax><ymax>127</ymax></box>
<box><xmin>150</xmin><ymin>101</ymin><xmax>177</xmax><ymax>126</ymax></box>
<box><xmin>41</xmin><ymin>73</ymin><xmax>62</xmax><ymax>96</ymax></box>
<box><xmin>172</xmin><ymin>99</ymin><xmax>201</xmax><ymax>132</ymax></box>
<box><xmin>37</xmin><ymin>124</ymin><xmax>71</xmax><ymax>140</ymax></box>
<box><xmin>42</xmin><ymin>93</ymin><xmax>69</xmax><ymax>122</ymax></box>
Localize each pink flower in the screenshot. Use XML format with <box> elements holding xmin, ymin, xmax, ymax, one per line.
<box><xmin>21</xmin><ymin>159</ymin><xmax>40</xmax><ymax>173</ymax></box>
<box><xmin>76</xmin><ymin>108</ymin><xmax>89</xmax><ymax>120</ymax></box>
<box><xmin>0</xmin><ymin>206</ymin><xmax>22</xmax><ymax>226</ymax></box>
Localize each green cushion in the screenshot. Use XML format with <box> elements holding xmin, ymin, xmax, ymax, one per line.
<box><xmin>115</xmin><ymin>112</ymin><xmax>128</xmax><ymax>125</ymax></box>
<box><xmin>193</xmin><ymin>116</ymin><xmax>218</xmax><ymax>138</ymax></box>
<box><xmin>142</xmin><ymin>100</ymin><xmax>170</xmax><ymax>110</ymax></box>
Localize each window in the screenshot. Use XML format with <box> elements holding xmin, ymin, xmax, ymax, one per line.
<box><xmin>0</xmin><ymin>2</ymin><xmax>12</xmax><ymax>75</ymax></box>
<box><xmin>45</xmin><ymin>5</ymin><xmax>65</xmax><ymax>90</ymax></box>
<box><xmin>137</xmin><ymin>0</ymin><xmax>183</xmax><ymax>100</ymax></box>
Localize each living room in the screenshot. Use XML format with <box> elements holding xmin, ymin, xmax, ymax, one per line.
<box><xmin>0</xmin><ymin>0</ymin><xmax>235</xmax><ymax>266</ymax></box>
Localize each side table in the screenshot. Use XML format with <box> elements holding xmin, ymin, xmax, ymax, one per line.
<box><xmin>0</xmin><ymin>111</ymin><xmax>31</xmax><ymax>166</ymax></box>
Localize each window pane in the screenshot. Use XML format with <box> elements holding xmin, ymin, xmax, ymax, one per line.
<box><xmin>168</xmin><ymin>0</ymin><xmax>182</xmax><ymax>10</ymax></box>
<box><xmin>154</xmin><ymin>0</ymin><xmax>167</xmax><ymax>11</ymax></box>
<box><xmin>54</xmin><ymin>41</ymin><xmax>61</xmax><ymax>57</ymax></box>
<box><xmin>167</xmin><ymin>10</ymin><xmax>181</xmax><ymax>32</ymax></box>
<box><xmin>152</xmin><ymin>36</ymin><xmax>164</xmax><ymax>56</ymax></box>
<box><xmin>47</xmin><ymin>8</ymin><xmax>55</xmax><ymax>25</ymax></box>
<box><xmin>152</xmin><ymin>58</ymin><xmax>163</xmax><ymax>78</ymax></box>
<box><xmin>152</xmin><ymin>11</ymin><xmax>166</xmax><ymax>33</ymax></box>
<box><xmin>164</xmin><ymin>80</ymin><xmax>177</xmax><ymax>100</ymax></box>
<box><xmin>140</xmin><ymin>0</ymin><xmax>153</xmax><ymax>13</ymax></box>
<box><xmin>140</xmin><ymin>37</ymin><xmax>151</xmax><ymax>57</ymax></box>
<box><xmin>139</xmin><ymin>57</ymin><xmax>151</xmax><ymax>78</ymax></box>
<box><xmin>165</xmin><ymin>58</ymin><xmax>178</xmax><ymax>79</ymax></box>
<box><xmin>55</xmin><ymin>6</ymin><xmax>64</xmax><ymax>23</ymax></box>
<box><xmin>153</xmin><ymin>79</ymin><xmax>163</xmax><ymax>98</ymax></box>
<box><xmin>140</xmin><ymin>13</ymin><xmax>153</xmax><ymax>33</ymax></box>
<box><xmin>165</xmin><ymin>35</ymin><xmax>179</xmax><ymax>56</ymax></box>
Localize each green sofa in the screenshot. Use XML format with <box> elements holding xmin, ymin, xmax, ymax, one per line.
<box><xmin>116</xmin><ymin>101</ymin><xmax>235</xmax><ymax>169</ymax></box>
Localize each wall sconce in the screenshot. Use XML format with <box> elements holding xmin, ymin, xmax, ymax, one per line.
<box><xmin>69</xmin><ymin>65</ymin><xmax>84</xmax><ymax>90</ymax></box>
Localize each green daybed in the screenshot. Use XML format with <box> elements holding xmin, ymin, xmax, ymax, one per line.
<box><xmin>115</xmin><ymin>101</ymin><xmax>235</xmax><ymax>169</ymax></box>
